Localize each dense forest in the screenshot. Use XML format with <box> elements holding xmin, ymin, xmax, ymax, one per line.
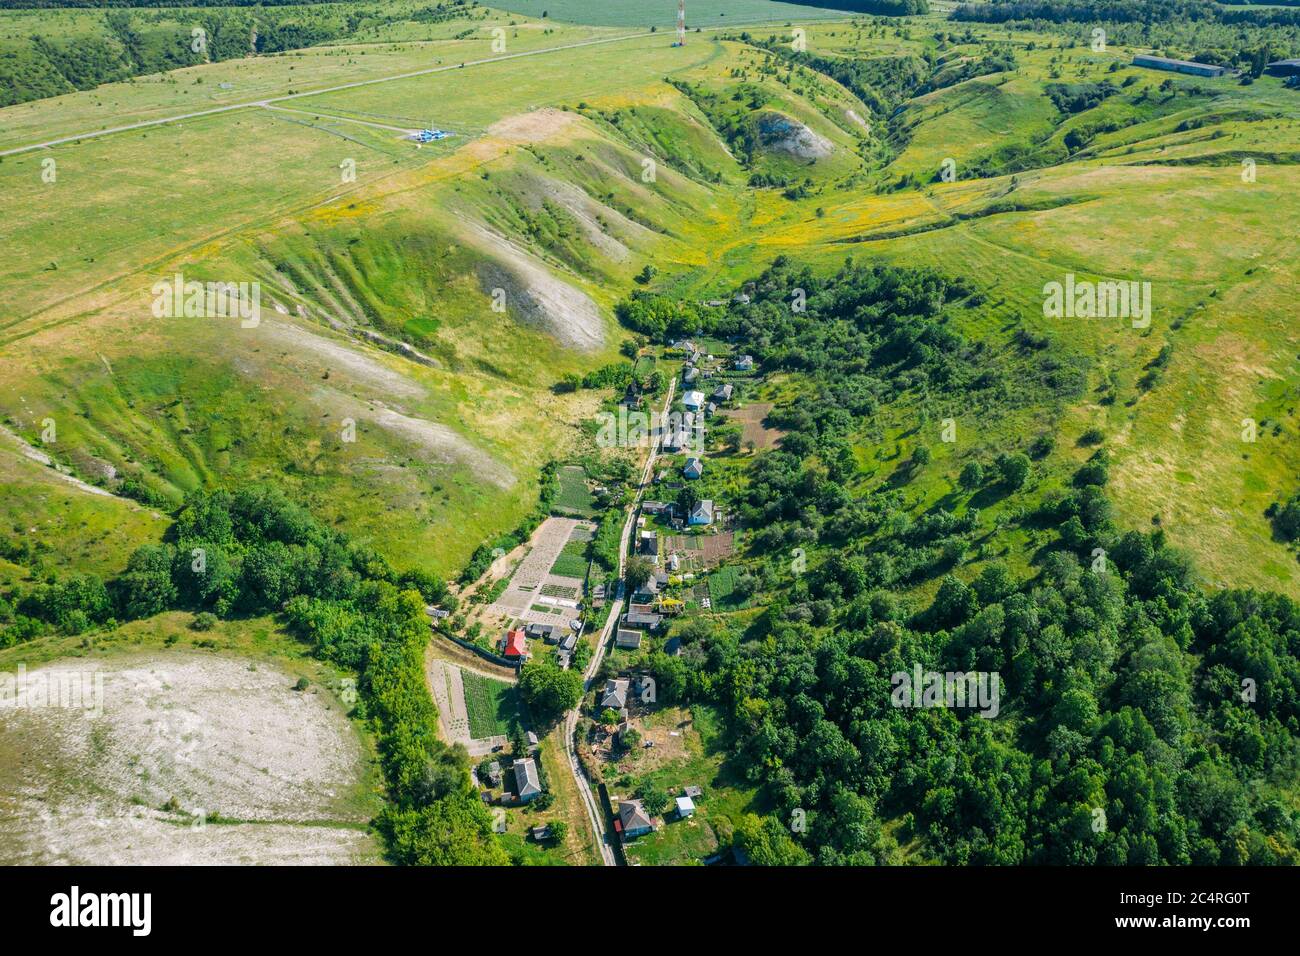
<box><xmin>952</xmin><ymin>0</ymin><xmax>1300</xmax><ymax>28</ymax></box>
<box><xmin>624</xmin><ymin>258</ymin><xmax>1300</xmax><ymax>865</ymax></box>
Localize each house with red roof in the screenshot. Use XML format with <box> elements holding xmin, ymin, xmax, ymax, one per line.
<box><xmin>503</xmin><ymin>629</ymin><xmax>528</xmax><ymax>659</ymax></box>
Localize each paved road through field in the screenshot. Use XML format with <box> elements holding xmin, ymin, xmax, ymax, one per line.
<box><xmin>0</xmin><ymin>31</ymin><xmax>651</xmax><ymax>158</ymax></box>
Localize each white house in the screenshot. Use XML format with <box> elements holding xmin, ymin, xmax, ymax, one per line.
<box><xmin>689</xmin><ymin>500</ymin><xmax>714</xmax><ymax>526</ymax></box>
<box><xmin>676</xmin><ymin>796</ymin><xmax>696</xmax><ymax>819</ymax></box>
<box><xmin>682</xmin><ymin>390</ymin><xmax>705</xmax><ymax>411</ymax></box>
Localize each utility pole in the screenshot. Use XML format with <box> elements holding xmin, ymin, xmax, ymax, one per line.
<box><xmin>677</xmin><ymin>0</ymin><xmax>685</xmax><ymax>47</ymax></box>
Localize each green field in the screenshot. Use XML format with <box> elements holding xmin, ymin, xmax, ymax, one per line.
<box><xmin>554</xmin><ymin>465</ymin><xmax>597</xmax><ymax>516</ymax></box>
<box><xmin>461</xmin><ymin>670</ymin><xmax>520</xmax><ymax>738</ymax></box>
<box><xmin>488</xmin><ymin>1</ymin><xmax>860</xmax><ymax>28</ymax></box>
<box><xmin>705</xmin><ymin>564</ymin><xmax>751</xmax><ymax>609</ymax></box>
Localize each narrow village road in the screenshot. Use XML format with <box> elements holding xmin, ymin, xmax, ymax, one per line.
<box><xmin>564</xmin><ymin>375</ymin><xmax>677</xmax><ymax>866</ymax></box>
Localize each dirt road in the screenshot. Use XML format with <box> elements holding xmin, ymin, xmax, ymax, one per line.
<box><xmin>563</xmin><ymin>374</ymin><xmax>677</xmax><ymax>866</ymax></box>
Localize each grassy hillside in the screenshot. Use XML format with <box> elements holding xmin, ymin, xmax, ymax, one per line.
<box><xmin>3</xmin><ymin>0</ymin><xmax>1300</xmax><ymax>866</ymax></box>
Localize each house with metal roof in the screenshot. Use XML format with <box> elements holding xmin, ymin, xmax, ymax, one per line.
<box><xmin>513</xmin><ymin>757</ymin><xmax>542</xmax><ymax>802</ymax></box>
<box><xmin>503</xmin><ymin>629</ymin><xmax>528</xmax><ymax>659</ymax></box>
<box><xmin>689</xmin><ymin>499</ymin><xmax>714</xmax><ymax>526</ymax></box>
<box><xmin>622</xmin><ymin>610</ymin><xmax>663</xmax><ymax>630</ymax></box>
<box><xmin>617</xmin><ymin>799</ymin><xmax>655</xmax><ymax>838</ymax></box>
<box><xmin>1266</xmin><ymin>58</ymin><xmax>1300</xmax><ymax>77</ymax></box>
<box><xmin>601</xmin><ymin>678</ymin><xmax>630</xmax><ymax>710</ymax></box>
<box><xmin>526</xmin><ymin>622</ymin><xmax>561</xmax><ymax>643</ymax></box>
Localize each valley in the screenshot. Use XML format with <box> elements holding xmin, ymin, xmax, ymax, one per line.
<box><xmin>2</xmin><ymin>0</ymin><xmax>1298</xmax><ymax>870</ymax></box>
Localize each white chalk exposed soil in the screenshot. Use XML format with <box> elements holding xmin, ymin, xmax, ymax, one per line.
<box><xmin>756</xmin><ymin>111</ymin><xmax>834</xmax><ymax>160</ymax></box>
<box><xmin>464</xmin><ymin>221</ymin><xmax>606</xmax><ymax>353</ymax></box>
<box><xmin>0</xmin><ymin>653</ymin><xmax>380</xmax><ymax>865</ymax></box>
<box><xmin>255</xmin><ymin>318</ymin><xmax>426</xmax><ymax>400</ymax></box>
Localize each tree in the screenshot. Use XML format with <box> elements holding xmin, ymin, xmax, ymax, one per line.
<box><xmin>625</xmin><ymin>555</ymin><xmax>654</xmax><ymax>594</ymax></box>
<box><xmin>734</xmin><ymin>813</ymin><xmax>810</xmax><ymax>866</ymax></box>
<box><xmin>930</xmin><ymin>574</ymin><xmax>977</xmax><ymax>627</ymax></box>
<box><xmin>996</xmin><ymin>452</ymin><xmax>1030</xmax><ymax>489</ymax></box>
<box><xmin>518</xmin><ymin>661</ymin><xmax>582</xmax><ymax>723</ymax></box>
<box><xmin>959</xmin><ymin>460</ymin><xmax>984</xmax><ymax>491</ymax></box>
<box><xmin>381</xmin><ymin>794</ymin><xmax>510</xmax><ymax>866</ymax></box>
<box><xmin>636</xmin><ymin>780</ymin><xmax>670</xmax><ymax>816</ymax></box>
<box><xmin>116</xmin><ymin>544</ymin><xmax>178</xmax><ymax>619</ymax></box>
<box><xmin>548</xmin><ymin>820</ymin><xmax>568</xmax><ymax>843</ymax></box>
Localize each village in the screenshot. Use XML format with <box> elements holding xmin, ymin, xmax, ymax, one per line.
<box><xmin>423</xmin><ymin>338</ymin><xmax>767</xmax><ymax>863</ymax></box>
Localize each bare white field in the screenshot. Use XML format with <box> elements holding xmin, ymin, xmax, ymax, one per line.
<box><xmin>0</xmin><ymin>652</ymin><xmax>381</xmax><ymax>865</ymax></box>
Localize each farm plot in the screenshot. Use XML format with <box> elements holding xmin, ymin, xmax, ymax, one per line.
<box><xmin>663</xmin><ymin>531</ymin><xmax>736</xmax><ymax>570</ymax></box>
<box><xmin>462</xmin><ymin>671</ymin><xmax>520</xmax><ymax>740</ymax></box>
<box><xmin>427</xmin><ymin>659</ymin><xmax>514</xmax><ymax>756</ymax></box>
<box><xmin>489</xmin><ymin>517</ymin><xmax>594</xmax><ymax>632</ymax></box>
<box><xmin>550</xmin><ymin>537</ymin><xmax>591</xmax><ymax>579</ymax></box>
<box><xmin>489</xmin><ymin>517</ymin><xmax>582</xmax><ymax>616</ymax></box>
<box><xmin>554</xmin><ymin>465</ymin><xmax>597</xmax><ymax>518</ymax></box>
<box><xmin>706</xmin><ymin>565</ymin><xmax>751</xmax><ymax>611</ymax></box>
<box><xmin>721</xmin><ymin>403</ymin><xmax>783</xmax><ymax>451</ymax></box>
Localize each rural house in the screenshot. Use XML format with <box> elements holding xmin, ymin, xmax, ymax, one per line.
<box><xmin>689</xmin><ymin>500</ymin><xmax>714</xmax><ymax>526</ymax></box>
<box><xmin>526</xmin><ymin>622</ymin><xmax>561</xmax><ymax>643</ymax></box>
<box><xmin>622</xmin><ymin>609</ymin><xmax>663</xmax><ymax>631</ymax></box>
<box><xmin>601</xmin><ymin>678</ymin><xmax>630</xmax><ymax>710</ymax></box>
<box><xmin>513</xmin><ymin>757</ymin><xmax>542</xmax><ymax>803</ymax></box>
<box><xmin>503</xmin><ymin>629</ymin><xmax>528</xmax><ymax>659</ymax></box>
<box><xmin>684</xmin><ymin>457</ymin><xmax>703</xmax><ymax>480</ymax></box>
<box><xmin>617</xmin><ymin>799</ymin><xmax>655</xmax><ymax>839</ymax></box>
<box><xmin>683</xmin><ymin>390</ymin><xmax>705</xmax><ymax>411</ymax></box>
<box><xmin>734</xmin><ymin>355</ymin><xmax>754</xmax><ymax>371</ymax></box>
<box><xmin>616</xmin><ymin>629</ymin><xmax>642</xmax><ymax>650</ymax></box>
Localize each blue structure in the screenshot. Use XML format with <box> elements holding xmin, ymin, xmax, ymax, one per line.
<box><xmin>411</xmin><ymin>128</ymin><xmax>454</xmax><ymax>143</ymax></box>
